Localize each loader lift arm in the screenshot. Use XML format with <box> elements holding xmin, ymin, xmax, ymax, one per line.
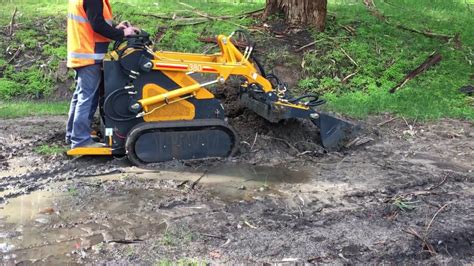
<box><xmin>133</xmin><ymin>34</ymin><xmax>288</xmax><ymax>118</ymax></box>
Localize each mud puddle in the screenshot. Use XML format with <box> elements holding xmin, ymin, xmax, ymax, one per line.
<box><xmin>0</xmin><ymin>164</ymin><xmax>309</xmax><ymax>264</ymax></box>
<box><xmin>0</xmin><ymin>183</ymin><xmax>170</xmax><ymax>263</ymax></box>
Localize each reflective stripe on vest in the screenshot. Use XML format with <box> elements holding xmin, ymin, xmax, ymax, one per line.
<box><xmin>67</xmin><ymin>13</ymin><xmax>113</xmax><ymax>26</ymax></box>
<box><xmin>68</xmin><ymin>52</ymin><xmax>106</xmax><ymax>60</ymax></box>
<box><xmin>67</xmin><ymin>13</ymin><xmax>88</xmax><ymax>23</ymax></box>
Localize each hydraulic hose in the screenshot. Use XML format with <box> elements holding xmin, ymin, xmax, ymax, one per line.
<box><xmin>104</xmin><ymin>89</ymin><xmax>138</xmax><ymax>122</ymax></box>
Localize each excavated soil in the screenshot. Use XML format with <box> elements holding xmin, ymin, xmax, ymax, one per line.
<box><xmin>0</xmin><ymin>109</ymin><xmax>473</xmax><ymax>264</ymax></box>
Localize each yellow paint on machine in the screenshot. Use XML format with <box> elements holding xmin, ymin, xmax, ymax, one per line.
<box><xmin>67</xmin><ymin>147</ymin><xmax>113</xmax><ymax>156</ymax></box>
<box><xmin>275</xmin><ymin>101</ymin><xmax>310</xmax><ymax>110</ymax></box>
<box><xmin>162</xmin><ymin>71</ymin><xmax>215</xmax><ymax>100</ymax></box>
<box><xmin>142</xmin><ymin>84</ymin><xmax>196</xmax><ymax>122</ymax></box>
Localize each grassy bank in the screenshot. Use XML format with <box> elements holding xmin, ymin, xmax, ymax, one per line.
<box><xmin>0</xmin><ymin>0</ymin><xmax>472</xmax><ymax>120</ymax></box>
<box><xmin>320</xmin><ymin>0</ymin><xmax>474</xmax><ymax>120</ymax></box>
<box><xmin>0</xmin><ymin>101</ymin><xmax>69</xmax><ymax>119</ymax></box>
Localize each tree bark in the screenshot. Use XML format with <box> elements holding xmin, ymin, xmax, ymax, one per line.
<box><xmin>263</xmin><ymin>0</ymin><xmax>327</xmax><ymax>31</ymax></box>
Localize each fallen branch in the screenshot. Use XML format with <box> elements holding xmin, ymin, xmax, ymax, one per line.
<box><xmin>296</xmin><ymin>40</ymin><xmax>323</xmax><ymax>52</ymax></box>
<box><xmin>108</xmin><ymin>239</ymin><xmax>143</xmax><ymax>244</ymax></box>
<box><xmin>179</xmin><ymin>2</ymin><xmax>214</xmax><ymax>19</ymax></box>
<box><xmin>404</xmin><ymin>227</ymin><xmax>437</xmax><ymax>255</ymax></box>
<box><xmin>132</xmin><ymin>13</ymin><xmax>177</xmax><ymax>20</ymax></box>
<box><xmin>395</xmin><ymin>24</ymin><xmax>455</xmax><ymax>40</ymax></box>
<box><xmin>425</xmin><ymin>203</ymin><xmax>449</xmax><ymax>233</ymax></box>
<box><xmin>377</xmin><ymin>117</ymin><xmax>397</xmax><ymax>127</ymax></box>
<box><xmin>363</xmin><ymin>1</ymin><xmax>455</xmax><ymax>41</ymax></box>
<box><xmin>250</xmin><ymin>132</ymin><xmax>258</xmax><ymax>152</ymax></box>
<box><xmin>427</xmin><ymin>174</ymin><xmax>448</xmax><ymax>191</ymax></box>
<box><xmin>8</xmin><ymin>7</ymin><xmax>18</xmax><ymax>37</ymax></box>
<box><xmin>389</xmin><ymin>53</ymin><xmax>442</xmax><ymax>93</ymax></box>
<box><xmin>191</xmin><ymin>170</ymin><xmax>208</xmax><ymax>189</ymax></box>
<box><xmin>7</xmin><ymin>45</ymin><xmax>23</xmax><ymax>64</ymax></box>
<box><xmin>198</xmin><ymin>36</ymin><xmax>257</xmax><ymax>51</ymax></box>
<box><xmin>342</xmin><ymin>72</ymin><xmax>357</xmax><ymax>84</ymax></box>
<box><xmin>403</xmin><ymin>203</ymin><xmax>450</xmax><ymax>256</ymax></box>
<box><xmin>244</xmin><ymin>220</ymin><xmax>257</xmax><ymax>229</ymax></box>
<box><xmin>340</xmin><ymin>47</ymin><xmax>359</xmax><ymax>67</ymax></box>
<box><xmin>179</xmin><ymin>2</ymin><xmax>263</xmax><ymax>20</ymax></box>
<box><xmin>177</xmin><ymin>2</ymin><xmax>257</xmax><ymax>31</ymax></box>
<box><xmin>199</xmin><ymin>233</ymin><xmax>227</xmax><ymax>240</ymax></box>
<box><xmin>76</xmin><ymin>169</ymin><xmax>124</xmax><ymax>178</ymax></box>
<box><xmin>261</xmin><ymin>135</ymin><xmax>299</xmax><ymax>154</ymax></box>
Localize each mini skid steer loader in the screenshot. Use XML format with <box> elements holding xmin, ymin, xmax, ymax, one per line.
<box><xmin>67</xmin><ymin>31</ymin><xmax>358</xmax><ymax>165</ymax></box>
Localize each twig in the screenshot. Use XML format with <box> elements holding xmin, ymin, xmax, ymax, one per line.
<box><xmin>340</xmin><ymin>47</ymin><xmax>359</xmax><ymax>67</ymax></box>
<box><xmin>363</xmin><ymin>1</ymin><xmax>455</xmax><ymax>41</ymax></box>
<box><xmin>8</xmin><ymin>7</ymin><xmax>18</xmax><ymax>37</ymax></box>
<box><xmin>342</xmin><ymin>72</ymin><xmax>357</xmax><ymax>84</ymax></box>
<box><xmin>199</xmin><ymin>233</ymin><xmax>227</xmax><ymax>240</ymax></box>
<box><xmin>261</xmin><ymin>135</ymin><xmax>299</xmax><ymax>154</ymax></box>
<box><xmin>404</xmin><ymin>227</ymin><xmax>437</xmax><ymax>255</ymax></box>
<box><xmin>250</xmin><ymin>132</ymin><xmax>258</xmax><ymax>151</ymax></box>
<box><xmin>297</xmin><ymin>151</ymin><xmax>313</xmax><ymax>157</ymax></box>
<box><xmin>132</xmin><ymin>13</ymin><xmax>177</xmax><ymax>20</ymax></box>
<box><xmin>244</xmin><ymin>220</ymin><xmax>257</xmax><ymax>229</ymax></box>
<box><xmin>177</xmin><ymin>2</ymin><xmax>259</xmax><ymax>32</ymax></box>
<box><xmin>377</xmin><ymin>117</ymin><xmax>397</xmax><ymax>127</ymax></box>
<box><xmin>427</xmin><ymin>174</ymin><xmax>448</xmax><ymax>191</ymax></box>
<box><xmin>76</xmin><ymin>169</ymin><xmax>124</xmax><ymax>178</ymax></box>
<box><xmin>395</xmin><ymin>23</ymin><xmax>454</xmax><ymax>40</ymax></box>
<box><xmin>198</xmin><ymin>36</ymin><xmax>257</xmax><ymax>51</ymax></box>
<box><xmin>404</xmin><ymin>203</ymin><xmax>450</xmax><ymax>256</ymax></box>
<box><xmin>425</xmin><ymin>203</ymin><xmax>449</xmax><ymax>233</ymax></box>
<box><xmin>202</xmin><ymin>44</ymin><xmax>218</xmax><ymax>54</ymax></box>
<box><xmin>296</xmin><ymin>40</ymin><xmax>323</xmax><ymax>52</ymax></box>
<box><xmin>7</xmin><ymin>45</ymin><xmax>23</xmax><ymax>64</ymax></box>
<box><xmin>108</xmin><ymin>239</ymin><xmax>143</xmax><ymax>244</ymax></box>
<box><xmin>177</xmin><ymin>180</ymin><xmax>189</xmax><ymax>189</ymax></box>
<box><xmin>179</xmin><ymin>2</ymin><xmax>214</xmax><ymax>20</ymax></box>
<box><xmin>191</xmin><ymin>170</ymin><xmax>208</xmax><ymax>189</ymax></box>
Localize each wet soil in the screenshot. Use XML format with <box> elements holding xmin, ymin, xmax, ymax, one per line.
<box><xmin>0</xmin><ymin>114</ymin><xmax>473</xmax><ymax>264</ymax></box>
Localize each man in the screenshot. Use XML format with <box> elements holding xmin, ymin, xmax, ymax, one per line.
<box><xmin>66</xmin><ymin>0</ymin><xmax>139</xmax><ymax>148</ymax></box>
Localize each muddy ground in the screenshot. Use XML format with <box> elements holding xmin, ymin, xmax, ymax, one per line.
<box><xmin>0</xmin><ymin>110</ymin><xmax>473</xmax><ymax>264</ymax></box>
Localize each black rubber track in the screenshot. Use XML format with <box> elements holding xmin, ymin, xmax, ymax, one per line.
<box><xmin>125</xmin><ymin>119</ymin><xmax>238</xmax><ymax>166</ymax></box>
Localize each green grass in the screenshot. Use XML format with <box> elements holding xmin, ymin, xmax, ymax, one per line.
<box><xmin>313</xmin><ymin>0</ymin><xmax>474</xmax><ymax>120</ymax></box>
<box><xmin>155</xmin><ymin>259</ymin><xmax>207</xmax><ymax>266</ymax></box>
<box><xmin>0</xmin><ymin>0</ymin><xmax>472</xmax><ymax>120</ymax></box>
<box><xmin>0</xmin><ymin>101</ymin><xmax>69</xmax><ymax>119</ymax></box>
<box><xmin>392</xmin><ymin>197</ymin><xmax>418</xmax><ymax>212</ymax></box>
<box><xmin>34</xmin><ymin>144</ymin><xmax>68</xmax><ymax>155</ymax></box>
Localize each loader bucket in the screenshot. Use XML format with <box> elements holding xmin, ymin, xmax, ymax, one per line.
<box><xmin>313</xmin><ymin>112</ymin><xmax>360</xmax><ymax>151</ymax></box>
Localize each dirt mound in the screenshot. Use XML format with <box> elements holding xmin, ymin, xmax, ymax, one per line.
<box><xmin>214</xmin><ymin>85</ymin><xmax>326</xmax><ymax>165</ymax></box>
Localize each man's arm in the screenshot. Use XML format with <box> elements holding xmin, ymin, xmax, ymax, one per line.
<box><xmin>83</xmin><ymin>0</ymin><xmax>124</xmax><ymax>41</ymax></box>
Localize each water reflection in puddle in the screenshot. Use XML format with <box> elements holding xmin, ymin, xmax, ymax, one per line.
<box><xmin>0</xmin><ymin>163</ymin><xmax>310</xmax><ymax>263</ymax></box>
<box><xmin>203</xmin><ymin>164</ymin><xmax>311</xmax><ymax>202</ymax></box>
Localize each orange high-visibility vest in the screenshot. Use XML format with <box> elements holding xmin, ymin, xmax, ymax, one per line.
<box><xmin>67</xmin><ymin>0</ymin><xmax>113</xmax><ymax>68</ymax></box>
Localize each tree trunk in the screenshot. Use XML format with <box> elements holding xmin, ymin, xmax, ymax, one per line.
<box><xmin>263</xmin><ymin>0</ymin><xmax>328</xmax><ymax>31</ymax></box>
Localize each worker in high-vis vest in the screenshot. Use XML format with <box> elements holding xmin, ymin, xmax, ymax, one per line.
<box><xmin>66</xmin><ymin>0</ymin><xmax>139</xmax><ymax>148</ymax></box>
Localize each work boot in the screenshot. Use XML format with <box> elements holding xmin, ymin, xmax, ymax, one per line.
<box><xmin>67</xmin><ymin>130</ymin><xmax>99</xmax><ymax>145</ymax></box>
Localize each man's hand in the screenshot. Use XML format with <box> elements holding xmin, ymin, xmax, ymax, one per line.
<box><xmin>116</xmin><ymin>21</ymin><xmax>130</xmax><ymax>30</ymax></box>
<box><xmin>123</xmin><ymin>26</ymin><xmax>141</xmax><ymax>37</ymax></box>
